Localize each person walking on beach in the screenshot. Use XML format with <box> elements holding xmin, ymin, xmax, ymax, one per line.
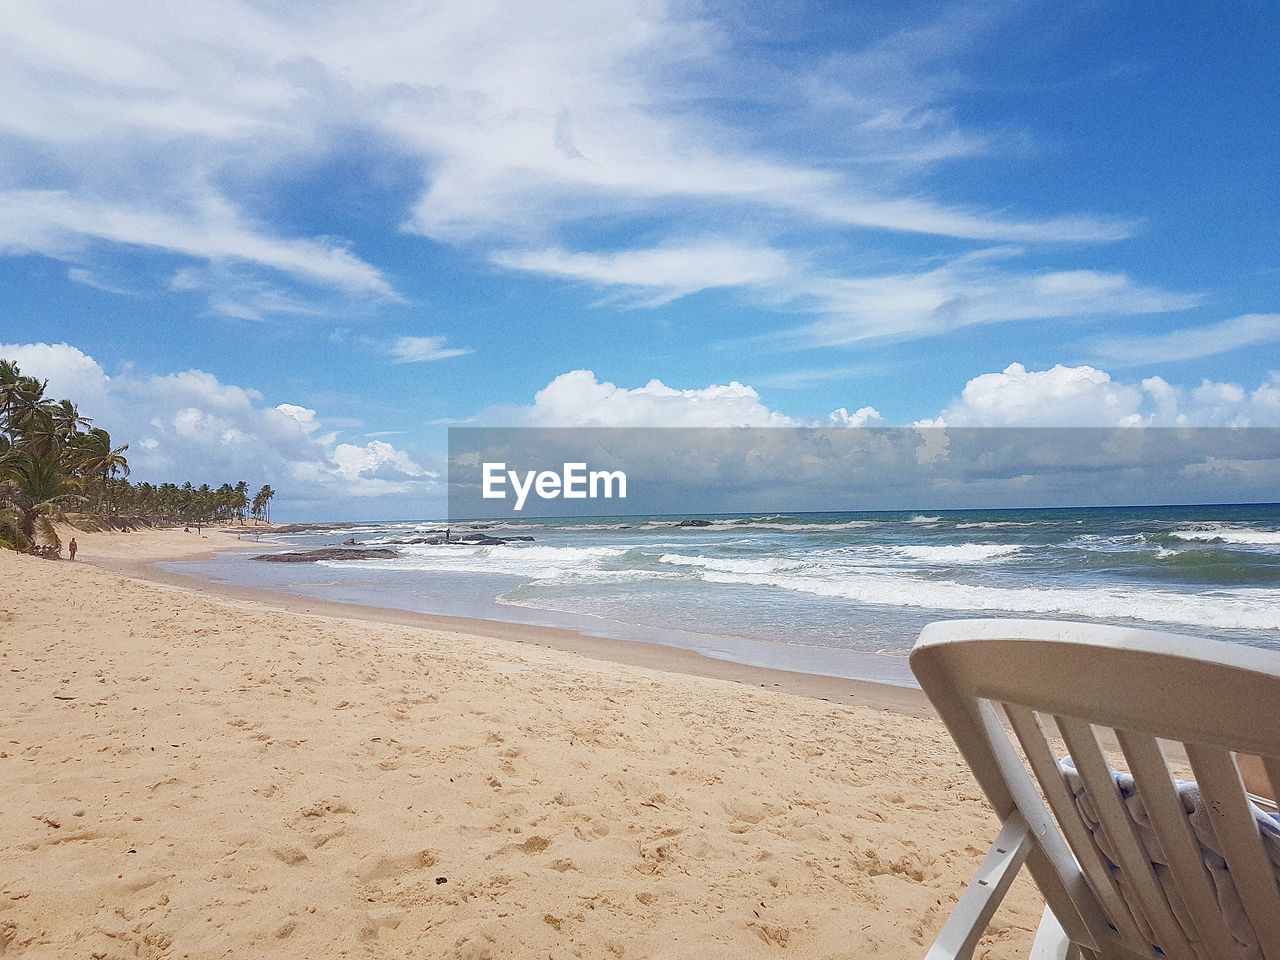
<box><xmin>68</xmin><ymin>538</ymin><xmax>77</xmax><ymax>561</ymax></box>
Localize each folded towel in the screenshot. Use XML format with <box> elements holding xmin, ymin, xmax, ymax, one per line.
<box><xmin>1059</xmin><ymin>758</ymin><xmax>1280</xmax><ymax>960</ymax></box>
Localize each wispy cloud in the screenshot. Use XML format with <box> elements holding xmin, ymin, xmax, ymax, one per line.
<box><xmin>778</xmin><ymin>258</ymin><xmax>1201</xmax><ymax>346</ymax></box>
<box><xmin>750</xmin><ymin>362</ymin><xmax>885</xmax><ymax>390</ymax></box>
<box><xmin>1087</xmin><ymin>313</ymin><xmax>1280</xmax><ymax>366</ymax></box>
<box><xmin>388</xmin><ymin>336</ymin><xmax>472</xmax><ymax>364</ymax></box>
<box><xmin>67</xmin><ymin>267</ymin><xmax>137</xmax><ymax>296</ymax></box>
<box><xmin>492</xmin><ymin>241</ymin><xmax>795</xmax><ymax>306</ymax></box>
<box><xmin>497</xmin><ymin>239</ymin><xmax>1200</xmax><ymax>344</ymax></box>
<box><xmin>0</xmin><ymin>0</ymin><xmax>1147</xmax><ymax>337</ymax></box>
<box><xmin>0</xmin><ymin>190</ymin><xmax>393</xmax><ymax>297</ymax></box>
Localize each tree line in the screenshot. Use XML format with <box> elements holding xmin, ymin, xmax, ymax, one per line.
<box><xmin>1</xmin><ymin>358</ymin><xmax>276</xmax><ymax>555</ymax></box>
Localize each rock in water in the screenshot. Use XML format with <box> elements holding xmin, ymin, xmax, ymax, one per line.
<box><xmin>252</xmin><ymin>548</ymin><xmax>398</xmax><ymax>563</ymax></box>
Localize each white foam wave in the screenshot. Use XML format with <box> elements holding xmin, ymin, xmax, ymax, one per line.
<box><xmin>956</xmin><ymin>521</ymin><xmax>1042</xmax><ymax>529</ymax></box>
<box><xmin>318</xmin><ymin>543</ymin><xmax>630</xmax><ymax>581</ymax></box>
<box><xmin>905</xmin><ymin>515</ymin><xmax>942</xmax><ymax>524</ymax></box>
<box><xmin>1169</xmin><ymin>527</ymin><xmax>1280</xmax><ymax>546</ymax></box>
<box><xmin>635</xmin><ymin>518</ymin><xmax>877</xmax><ymax>532</ymax></box>
<box><xmin>658</xmin><ymin>554</ymin><xmax>806</xmax><ymax>575</ymax></box>
<box><xmin>891</xmin><ymin>544</ymin><xmax>1024</xmax><ymax>564</ymax></box>
<box><xmin>694</xmin><ymin>570</ymin><xmax>1280</xmax><ymax>632</ymax></box>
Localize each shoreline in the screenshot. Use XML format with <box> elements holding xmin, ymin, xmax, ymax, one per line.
<box><xmin>84</xmin><ymin>527</ymin><xmax>931</xmax><ymax>716</ymax></box>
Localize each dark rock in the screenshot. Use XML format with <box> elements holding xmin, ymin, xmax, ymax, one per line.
<box><xmin>342</xmin><ymin>538</ymin><xmax>358</xmax><ymax>545</ymax></box>
<box><xmin>676</xmin><ymin>518</ymin><xmax>713</xmax><ymax>527</ymax></box>
<box><xmin>252</xmin><ymin>548</ymin><xmax>397</xmax><ymax>563</ymax></box>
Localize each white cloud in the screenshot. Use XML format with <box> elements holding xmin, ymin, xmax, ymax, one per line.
<box><xmin>389</xmin><ymin>336</ymin><xmax>472</xmax><ymax>364</ymax></box>
<box><xmin>274</xmin><ymin>403</ymin><xmax>319</xmax><ymax>431</ymax></box>
<box><xmin>489</xmin><ymin>237</ymin><xmax>1198</xmax><ymax>342</ymax></box>
<box><xmin>782</xmin><ymin>257</ymin><xmax>1200</xmax><ymax>345</ymax></box>
<box><xmin>516</xmin><ymin>370</ymin><xmax>797</xmax><ymax>428</ymax></box>
<box><xmin>1089</xmin><ymin>313</ymin><xmax>1280</xmax><ymax>366</ymax></box>
<box><xmin>0</xmin><ymin>0</ymin><xmax>1153</xmax><ymax>334</ymax></box>
<box><xmin>928</xmin><ymin>362</ymin><xmax>1280</xmax><ymax>427</ymax></box>
<box><xmin>494</xmin><ymin>370</ymin><xmax>878</xmax><ymax>429</ymax></box>
<box><xmin>492</xmin><ymin>241</ymin><xmax>795</xmax><ymax>306</ymax></box>
<box><xmin>827</xmin><ymin>406</ymin><xmax>884</xmax><ymax>427</ymax></box>
<box><xmin>66</xmin><ymin>267</ymin><xmax>135</xmax><ymax>295</ymax></box>
<box><xmin>0</xmin><ymin>190</ymin><xmax>392</xmax><ymax>297</ymax></box>
<box><xmin>926</xmin><ymin>363</ymin><xmax>1145</xmax><ymax>427</ymax></box>
<box><xmin>331</xmin><ymin>440</ymin><xmax>437</xmax><ymax>493</ymax></box>
<box><xmin>492</xmin><ymin>364</ymin><xmax>1280</xmax><ymax>432</ymax></box>
<box><xmin>0</xmin><ymin>341</ymin><xmax>438</xmax><ymax>509</ymax></box>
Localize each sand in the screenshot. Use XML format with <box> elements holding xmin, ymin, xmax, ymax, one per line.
<box><xmin>0</xmin><ymin>528</ymin><xmax>1042</xmax><ymax>958</ymax></box>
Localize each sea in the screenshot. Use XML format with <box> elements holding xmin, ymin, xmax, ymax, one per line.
<box><xmin>166</xmin><ymin>504</ymin><xmax>1280</xmax><ymax>686</ymax></box>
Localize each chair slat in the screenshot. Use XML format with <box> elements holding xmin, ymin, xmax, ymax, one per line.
<box><xmin>1184</xmin><ymin>743</ymin><xmax>1280</xmax><ymax>960</ymax></box>
<box><xmin>1262</xmin><ymin>757</ymin><xmax>1280</xmax><ymax>809</ymax></box>
<box><xmin>1115</xmin><ymin>731</ymin><xmax>1240</xmax><ymax>959</ymax></box>
<box><xmin>974</xmin><ymin>701</ymin><xmax>1109</xmax><ymax>949</ymax></box>
<box><xmin>1004</xmin><ymin>704</ymin><xmax>1149</xmax><ymax>951</ymax></box>
<box><xmin>1055</xmin><ymin>717</ymin><xmax>1192</xmax><ymax>959</ymax></box>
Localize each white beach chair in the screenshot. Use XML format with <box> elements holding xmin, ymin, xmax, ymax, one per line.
<box><xmin>909</xmin><ymin>619</ymin><xmax>1280</xmax><ymax>960</ymax></box>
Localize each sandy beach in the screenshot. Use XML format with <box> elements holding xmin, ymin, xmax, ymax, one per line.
<box><xmin>1</xmin><ymin>527</ymin><xmax>1042</xmax><ymax>958</ymax></box>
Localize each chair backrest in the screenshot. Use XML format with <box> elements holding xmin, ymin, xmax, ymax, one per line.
<box><xmin>910</xmin><ymin>619</ymin><xmax>1280</xmax><ymax>960</ymax></box>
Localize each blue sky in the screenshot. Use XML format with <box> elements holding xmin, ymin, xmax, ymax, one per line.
<box><xmin>1</xmin><ymin>0</ymin><xmax>1277</xmax><ymax>517</ymax></box>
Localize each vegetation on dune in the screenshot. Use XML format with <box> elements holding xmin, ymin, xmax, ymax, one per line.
<box><xmin>0</xmin><ymin>358</ymin><xmax>276</xmax><ymax>555</ymax></box>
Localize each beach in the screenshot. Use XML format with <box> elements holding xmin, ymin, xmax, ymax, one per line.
<box><xmin>1</xmin><ymin>527</ymin><xmax>1042</xmax><ymax>958</ymax></box>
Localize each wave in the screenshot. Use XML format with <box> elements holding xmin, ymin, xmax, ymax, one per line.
<box><xmin>1169</xmin><ymin>527</ymin><xmax>1280</xmax><ymax>546</ymax></box>
<box><xmin>693</xmin><ymin>569</ymin><xmax>1280</xmax><ymax>632</ymax></box>
<box><xmin>656</xmin><ymin>544</ymin><xmax>1023</xmax><ymax>578</ymax></box>
<box><xmin>634</xmin><ymin>517</ymin><xmax>878</xmax><ymax>533</ymax></box>
<box><xmin>658</xmin><ymin>554</ymin><xmax>807</xmax><ymax>575</ymax></box>
<box><xmin>955</xmin><ymin>520</ymin><xmax>1063</xmax><ymax>529</ymax></box>
<box><xmin>890</xmin><ymin>544</ymin><xmax>1024</xmax><ymax>564</ymax></box>
<box><xmin>318</xmin><ymin>543</ymin><xmax>631</xmax><ymax>581</ymax></box>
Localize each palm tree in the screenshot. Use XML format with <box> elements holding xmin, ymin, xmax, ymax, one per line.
<box><xmin>50</xmin><ymin>399</ymin><xmax>91</xmax><ymax>437</ymax></box>
<box><xmin>233</xmin><ymin>480</ymin><xmax>249</xmax><ymax>521</ymax></box>
<box><xmin>4</xmin><ymin>376</ymin><xmax>49</xmax><ymax>440</ymax></box>
<box><xmin>68</xmin><ymin>428</ymin><xmax>129</xmax><ymax>512</ymax></box>
<box><xmin>16</xmin><ymin>406</ymin><xmax>65</xmax><ymax>460</ymax></box>
<box><xmin>1</xmin><ymin>355</ymin><xmax>279</xmax><ymax>546</ymax></box>
<box><xmin>0</xmin><ymin>455</ymin><xmax>80</xmax><ymax>553</ymax></box>
<box><xmin>253</xmin><ymin>484</ymin><xmax>276</xmax><ymax>523</ymax></box>
<box><xmin>0</xmin><ymin>360</ymin><xmax>22</xmax><ymax>438</ymax></box>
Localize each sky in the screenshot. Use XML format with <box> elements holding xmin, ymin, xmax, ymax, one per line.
<box><xmin>2</xmin><ymin>0</ymin><xmax>1278</xmax><ymax>519</ymax></box>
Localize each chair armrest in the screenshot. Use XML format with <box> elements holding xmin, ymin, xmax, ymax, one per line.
<box><xmin>925</xmin><ymin>810</ymin><xmax>1034</xmax><ymax>960</ymax></box>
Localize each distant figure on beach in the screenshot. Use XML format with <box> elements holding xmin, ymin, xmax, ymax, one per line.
<box><xmin>68</xmin><ymin>538</ymin><xmax>77</xmax><ymax>561</ymax></box>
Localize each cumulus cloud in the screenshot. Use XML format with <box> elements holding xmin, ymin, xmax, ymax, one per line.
<box><xmin>927</xmin><ymin>362</ymin><xmax>1280</xmax><ymax>427</ymax></box>
<box><xmin>826</xmin><ymin>406</ymin><xmax>884</xmax><ymax>427</ymax></box>
<box><xmin>491</xmin><ymin>370</ymin><xmax>877</xmax><ymax>429</ymax></box>
<box><xmin>0</xmin><ymin>342</ymin><xmax>438</xmax><ymax>512</ymax></box>
<box><xmin>498</xmin><ymin>365</ymin><xmax>1280</xmax><ymax>431</ymax></box>
<box><xmin>515</xmin><ymin>371</ymin><xmax>797</xmax><ymax>428</ymax></box>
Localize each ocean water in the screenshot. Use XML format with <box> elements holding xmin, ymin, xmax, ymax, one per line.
<box><xmin>170</xmin><ymin>504</ymin><xmax>1280</xmax><ymax>685</ymax></box>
